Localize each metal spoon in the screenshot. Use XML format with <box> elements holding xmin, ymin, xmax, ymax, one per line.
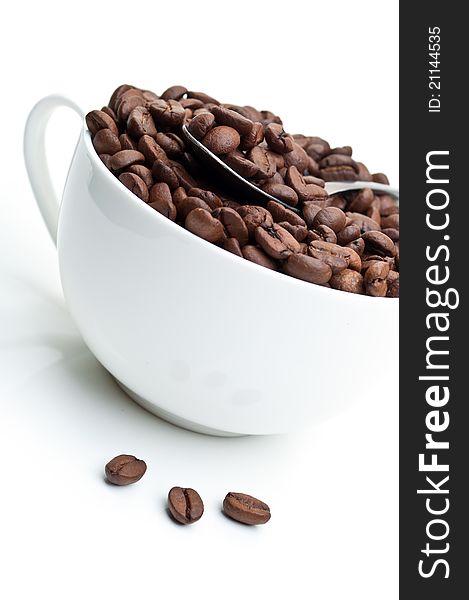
<box><xmin>181</xmin><ymin>124</ymin><xmax>399</xmax><ymax>214</ymax></box>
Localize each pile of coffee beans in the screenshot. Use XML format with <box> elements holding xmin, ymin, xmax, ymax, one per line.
<box><xmin>104</xmin><ymin>454</ymin><xmax>271</xmax><ymax>526</ymax></box>
<box><xmin>86</xmin><ymin>84</ymin><xmax>399</xmax><ymax>297</ymax></box>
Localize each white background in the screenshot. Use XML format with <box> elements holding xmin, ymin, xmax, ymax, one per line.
<box><xmin>0</xmin><ymin>1</ymin><xmax>398</xmax><ymax>598</ymax></box>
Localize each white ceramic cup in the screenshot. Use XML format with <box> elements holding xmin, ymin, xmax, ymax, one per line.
<box><xmin>24</xmin><ymin>94</ymin><xmax>399</xmax><ymax>436</ymax></box>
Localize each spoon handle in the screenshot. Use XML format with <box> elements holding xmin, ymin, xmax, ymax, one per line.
<box><xmin>325</xmin><ymin>181</ymin><xmax>399</xmax><ymax>200</ymax></box>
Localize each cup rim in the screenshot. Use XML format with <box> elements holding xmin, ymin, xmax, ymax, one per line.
<box><xmin>82</xmin><ymin>122</ymin><xmax>398</xmax><ymax>305</ymax></box>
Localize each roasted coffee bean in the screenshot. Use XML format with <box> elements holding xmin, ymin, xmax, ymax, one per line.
<box><xmin>362</xmin><ymin>230</ymin><xmax>396</xmax><ymax>257</ymax></box>
<box><xmin>309</xmin><ymin>240</ymin><xmax>361</xmax><ymax>271</ymax></box>
<box><xmin>99</xmin><ymin>153</ymin><xmax>112</xmax><ymax>169</ymax></box>
<box><xmin>348</xmin><ymin>188</ymin><xmax>374</xmax><ymax>212</ymax></box>
<box><xmin>127</xmin><ymin>106</ymin><xmax>157</xmax><ymax>139</ymax></box>
<box><xmin>382</xmin><ymin>227</ymin><xmax>399</xmax><ymax>242</ymax></box>
<box><xmin>138</xmin><ymin>135</ymin><xmax>168</xmax><ymax>163</ymax></box>
<box><xmin>346</xmin><ymin>237</ymin><xmax>365</xmax><ymax>256</ymax></box>
<box><xmin>224</xmin><ymin>151</ymin><xmax>259</xmax><ymax>178</ymax></box>
<box><xmin>224</xmin><ymin>237</ymin><xmax>244</xmax><ymax>257</ymax></box>
<box><xmin>119</xmin><ymin>172</ymin><xmax>149</xmax><ymax>202</ymax></box>
<box><xmin>174</xmin><ymin>196</ymin><xmax>211</xmax><ymax>221</ymax></box>
<box><xmin>202</xmin><ymin>126</ymin><xmax>240</xmax><ymax>155</ymax></box>
<box><xmin>90</xmin><ymin>84</ymin><xmax>398</xmax><ymax>297</ymax></box>
<box><xmin>306</xmin><ymin>225</ymin><xmax>337</xmax><ymax>244</ymax></box>
<box><xmin>188</xmin><ymin>188</ymin><xmax>223</xmax><ymax>210</ymax></box>
<box><xmin>364</xmin><ymin>261</ymin><xmax>390</xmax><ymax>297</ymax></box>
<box><xmin>168</xmin><ymin>487</ymin><xmax>204</xmax><ymax>525</ymax></box>
<box><xmin>109</xmin><ymin>150</ymin><xmax>145</xmax><ymax>172</ymax></box>
<box><xmin>152</xmin><ymin>159</ymin><xmax>179</xmax><ymax>190</ymax></box>
<box><xmin>186</xmin><ymin>208</ymin><xmax>226</xmax><ymax>243</ymax></box>
<box><xmin>92</xmin><ymin>128</ymin><xmax>121</xmax><ymax>155</ymax></box>
<box><xmin>262</xmin><ymin>182</ymin><xmax>299</xmax><ymax>206</ymax></box>
<box><xmin>372</xmin><ymin>172</ymin><xmax>390</xmax><ymax>185</ymax></box>
<box><xmin>117</xmin><ymin>93</ymin><xmax>146</xmax><ymax>122</ymax></box>
<box><xmin>237</xmin><ymin>205</ymin><xmax>274</xmax><ymax>237</ymax></box>
<box><xmin>239</xmin><ymin>121</ymin><xmax>265</xmax><ymax>151</ymax></box>
<box><xmin>264</xmin><ymin>123</ymin><xmax>294</xmax><ymax>154</ymax></box>
<box><xmin>161</xmin><ymin>85</ymin><xmax>187</xmax><ymax>101</ymax></box>
<box><xmin>187</xmin><ymin>112</ymin><xmax>216</xmax><ymax>140</ymax></box>
<box><xmin>150</xmin><ymin>99</ymin><xmax>185</xmax><ymax>128</ymax></box>
<box><xmin>279</xmin><ymin>221</ymin><xmax>308</xmax><ymax>241</ymax></box>
<box><xmin>86</xmin><ymin>109</ymin><xmax>119</xmax><ymax>136</ymax></box>
<box><xmin>148</xmin><ymin>182</ymin><xmax>177</xmax><ymax>220</ymax></box>
<box><xmin>108</xmin><ymin>84</ymin><xmax>135</xmax><ymax>112</ymax></box>
<box><xmin>223</xmin><ymin>492</ymin><xmax>271</xmax><ymax>525</ymax></box>
<box><xmin>255</xmin><ymin>223</ymin><xmax>301</xmax><ymax>259</ymax></box>
<box><xmin>187</xmin><ymin>90</ymin><xmax>220</xmax><ymax>105</ymax></box>
<box><xmin>247</xmin><ymin>146</ymin><xmax>276</xmax><ymax>179</ymax></box>
<box><xmin>211</xmin><ymin>105</ymin><xmax>253</xmax><ymax>136</ymax></box>
<box><xmin>242</xmin><ymin>245</ymin><xmax>277</xmax><ymax>270</ymax></box>
<box><xmin>105</xmin><ymin>454</ymin><xmax>147</xmax><ymax>485</ymax></box>
<box><xmin>212</xmin><ymin>207</ymin><xmax>249</xmax><ymax>246</ymax></box>
<box><xmin>284</xmin><ymin>253</ymin><xmax>332</xmax><ymax>284</ymax></box>
<box><xmin>127</xmin><ymin>164</ymin><xmax>153</xmax><ymax>188</ymax></box>
<box><xmin>266</xmin><ymin>201</ymin><xmax>306</xmax><ymax>227</ymax></box>
<box><xmin>330</xmin><ymin>269</ymin><xmax>364</xmax><ymax>294</ymax></box>
<box><xmin>381</xmin><ymin>213</ymin><xmax>399</xmax><ymax>229</ymax></box>
<box><xmin>312</xmin><ymin>207</ymin><xmax>347</xmax><ymax>233</ymax></box>
<box><xmin>119</xmin><ymin>133</ymin><xmax>137</xmax><ymax>150</ymax></box>
<box><xmin>346</xmin><ymin>212</ymin><xmax>381</xmax><ymax>234</ymax></box>
<box><xmin>336</xmin><ymin>223</ymin><xmax>361</xmax><ymax>245</ymax></box>
<box><xmin>308</xmin><ymin>246</ymin><xmax>347</xmax><ymax>274</ymax></box>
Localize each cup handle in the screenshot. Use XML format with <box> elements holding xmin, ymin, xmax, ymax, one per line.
<box><xmin>24</xmin><ymin>94</ymin><xmax>84</xmax><ymax>245</ymax></box>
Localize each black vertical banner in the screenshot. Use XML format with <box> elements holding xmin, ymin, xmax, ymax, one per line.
<box><xmin>400</xmin><ymin>2</ymin><xmax>467</xmax><ymax>597</ymax></box>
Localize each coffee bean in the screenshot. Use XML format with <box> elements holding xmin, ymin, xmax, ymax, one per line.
<box><xmin>127</xmin><ymin>106</ymin><xmax>157</xmax><ymax>139</ymax></box>
<box><xmin>148</xmin><ymin>182</ymin><xmax>177</xmax><ymax>220</ymax></box>
<box><xmin>187</xmin><ymin>90</ymin><xmax>220</xmax><ymax>105</ymax></box>
<box><xmin>168</xmin><ymin>487</ymin><xmax>204</xmax><ymax>524</ymax></box>
<box><xmin>284</xmin><ymin>253</ymin><xmax>332</xmax><ymax>284</ymax></box>
<box><xmin>212</xmin><ymin>207</ymin><xmax>249</xmax><ymax>246</ymax></box>
<box><xmin>119</xmin><ymin>133</ymin><xmax>137</xmax><ymax>150</ymax></box>
<box><xmin>86</xmin><ymin>109</ymin><xmax>119</xmax><ymax>136</ymax></box>
<box><xmin>255</xmin><ymin>223</ymin><xmax>301</xmax><ymax>259</ymax></box>
<box><xmin>188</xmin><ymin>188</ymin><xmax>223</xmax><ymax>210</ymax></box>
<box><xmin>266</xmin><ymin>201</ymin><xmax>306</xmax><ymax>227</ymax></box>
<box><xmin>117</xmin><ymin>93</ymin><xmax>146</xmax><ymax>122</ymax></box>
<box><xmin>161</xmin><ymin>85</ymin><xmax>188</xmax><ymax>101</ymax></box>
<box><xmin>362</xmin><ymin>230</ymin><xmax>396</xmax><ymax>257</ymax></box>
<box><xmin>346</xmin><ymin>237</ymin><xmax>365</xmax><ymax>256</ymax></box>
<box><xmin>330</xmin><ymin>269</ymin><xmax>364</xmax><ymax>294</ymax></box>
<box><xmin>346</xmin><ymin>212</ymin><xmax>381</xmax><ymax>234</ymax></box>
<box><xmin>239</xmin><ymin>121</ymin><xmax>264</xmax><ymax>151</ymax></box>
<box><xmin>109</xmin><ymin>150</ymin><xmax>145</xmax><ymax>172</ymax></box>
<box><xmin>364</xmin><ymin>261</ymin><xmax>390</xmax><ymax>297</ymax></box>
<box><xmin>381</xmin><ymin>227</ymin><xmax>399</xmax><ymax>242</ymax></box>
<box><xmin>211</xmin><ymin>105</ymin><xmax>254</xmax><ymax>136</ymax></box>
<box><xmin>138</xmin><ymin>135</ymin><xmax>168</xmax><ymax>163</ymax></box>
<box><xmin>283</xmin><ymin>143</ymin><xmax>309</xmax><ymax>173</ymax></box>
<box><xmin>381</xmin><ymin>213</ymin><xmax>399</xmax><ymax>229</ymax></box>
<box><xmin>99</xmin><ymin>153</ymin><xmax>112</xmax><ymax>169</ymax></box>
<box><xmin>202</xmin><ymin>126</ymin><xmax>241</xmax><ymax>155</ymax></box>
<box><xmin>386</xmin><ymin>270</ymin><xmax>400</xmax><ymax>298</ymax></box>
<box><xmin>336</xmin><ymin>223</ymin><xmax>361</xmax><ymax>245</ymax></box>
<box><xmin>187</xmin><ymin>112</ymin><xmax>216</xmax><ymax>140</ymax></box>
<box><xmin>307</xmin><ymin>225</ymin><xmax>337</xmax><ymax>245</ymax></box>
<box><xmin>152</xmin><ymin>159</ymin><xmax>179</xmax><ymax>190</ymax></box>
<box><xmin>105</xmin><ymin>454</ymin><xmax>147</xmax><ymax>485</ymax></box>
<box><xmin>224</xmin><ymin>237</ymin><xmax>243</xmax><ymax>257</ymax></box>
<box><xmin>356</xmin><ymin>161</ymin><xmax>373</xmax><ymax>181</ymax></box>
<box><xmin>108</xmin><ymin>84</ymin><xmax>134</xmax><ymax>112</ymax></box>
<box><xmin>262</xmin><ymin>182</ymin><xmax>299</xmax><ymax>206</ymax></box>
<box><xmin>155</xmin><ymin>132</ymin><xmax>185</xmax><ymax>157</ymax></box>
<box><xmin>223</xmin><ymin>492</ymin><xmax>271</xmax><ymax>525</ymax></box>
<box><xmin>173</xmin><ymin>196</ymin><xmax>210</xmax><ymax>221</ymax></box>
<box><xmin>101</xmin><ymin>105</ymin><xmax>118</xmax><ymax>124</ymax></box>
<box><xmin>302</xmin><ymin>202</ymin><xmax>324</xmax><ymax>228</ymax></box>
<box><xmin>119</xmin><ymin>172</ymin><xmax>149</xmax><ymax>202</ymax></box>
<box><xmin>126</xmin><ymin>164</ymin><xmax>153</xmax><ymax>188</ymax></box>
<box><xmin>309</xmin><ymin>240</ymin><xmax>361</xmax><ymax>271</ymax></box>
<box><xmin>247</xmin><ymin>146</ymin><xmax>276</xmax><ymax>179</ymax></box>
<box><xmin>186</xmin><ymin>208</ymin><xmax>226</xmax><ymax>243</ymax></box>
<box><xmin>312</xmin><ymin>207</ymin><xmax>347</xmax><ymax>233</ymax></box>
<box><xmin>92</xmin><ymin>128</ymin><xmax>121</xmax><ymax>155</ymax></box>
<box><xmin>242</xmin><ymin>245</ymin><xmax>277</xmax><ymax>270</ymax></box>
<box><xmin>308</xmin><ymin>246</ymin><xmax>347</xmax><ymax>274</ymax></box>
<box><xmin>224</xmin><ymin>151</ymin><xmax>259</xmax><ymax>178</ymax></box>
<box><xmin>372</xmin><ymin>172</ymin><xmax>390</xmax><ymax>185</ymax></box>
<box><xmin>237</xmin><ymin>205</ymin><xmax>274</xmax><ymax>237</ymax></box>
<box><xmin>279</xmin><ymin>221</ymin><xmax>308</xmax><ymax>241</ymax></box>
<box><xmin>348</xmin><ymin>188</ymin><xmax>374</xmax><ymax>212</ymax></box>
<box><xmin>150</xmin><ymin>99</ymin><xmax>185</xmax><ymax>128</ymax></box>
<box><xmin>264</xmin><ymin>123</ymin><xmax>294</xmax><ymax>154</ymax></box>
